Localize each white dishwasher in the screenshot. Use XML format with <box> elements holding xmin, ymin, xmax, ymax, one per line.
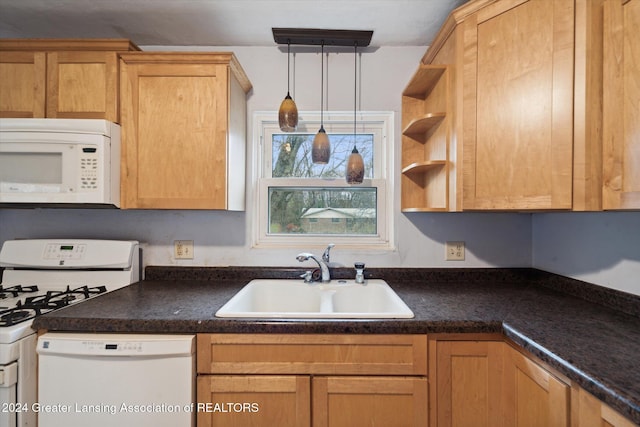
<box><xmin>37</xmin><ymin>333</ymin><xmax>195</xmax><ymax>427</ymax></box>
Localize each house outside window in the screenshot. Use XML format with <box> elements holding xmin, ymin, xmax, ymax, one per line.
<box><xmin>253</xmin><ymin>112</ymin><xmax>394</xmax><ymax>249</ymax></box>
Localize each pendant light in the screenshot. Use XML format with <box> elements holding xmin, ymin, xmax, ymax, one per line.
<box><xmin>278</xmin><ymin>40</ymin><xmax>298</xmax><ymax>132</ymax></box>
<box><xmin>312</xmin><ymin>42</ymin><xmax>330</xmax><ymax>164</ymax></box>
<box><xmin>346</xmin><ymin>43</ymin><xmax>364</xmax><ymax>184</ymax></box>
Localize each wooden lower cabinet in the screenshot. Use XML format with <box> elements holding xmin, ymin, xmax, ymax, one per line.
<box><xmin>196</xmin><ymin>333</ymin><xmax>429</xmax><ymax>427</ymax></box>
<box><xmin>503</xmin><ymin>344</ymin><xmax>571</xmax><ymax>427</ymax></box>
<box><xmin>430</xmin><ymin>338</ymin><xmax>505</xmax><ymax>427</ymax></box>
<box><xmin>430</xmin><ymin>336</ymin><xmax>571</xmax><ymax>427</ymax></box>
<box><xmin>195</xmin><ymin>334</ymin><xmax>637</xmax><ymax>427</ymax></box>
<box><xmin>572</xmin><ymin>387</ymin><xmax>638</xmax><ymax>427</ymax></box>
<box><xmin>197</xmin><ymin>375</ymin><xmax>310</xmax><ymax>427</ymax></box>
<box><xmin>430</xmin><ymin>336</ymin><xmax>638</xmax><ymax>427</ymax></box>
<box><xmin>313</xmin><ymin>376</ymin><xmax>428</xmax><ymax>427</ymax></box>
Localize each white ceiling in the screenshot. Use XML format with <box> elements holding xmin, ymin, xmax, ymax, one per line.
<box><xmin>0</xmin><ymin>0</ymin><xmax>466</xmax><ymax>47</ymax></box>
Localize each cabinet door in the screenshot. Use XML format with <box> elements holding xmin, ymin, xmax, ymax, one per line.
<box><xmin>46</xmin><ymin>51</ymin><xmax>119</xmax><ymax>121</ymax></box>
<box><xmin>462</xmin><ymin>0</ymin><xmax>574</xmax><ymax>210</ymax></box>
<box><xmin>573</xmin><ymin>387</ymin><xmax>638</xmax><ymax>427</ymax></box>
<box><xmin>503</xmin><ymin>347</ymin><xmax>570</xmax><ymax>427</ymax></box>
<box><xmin>313</xmin><ymin>376</ymin><xmax>428</xmax><ymax>427</ymax></box>
<box><xmin>119</xmin><ymin>59</ymin><xmax>230</xmax><ymax>209</ymax></box>
<box><xmin>197</xmin><ymin>375</ymin><xmax>310</xmax><ymax>427</ymax></box>
<box><xmin>431</xmin><ymin>340</ymin><xmax>505</xmax><ymax>427</ymax></box>
<box><xmin>603</xmin><ymin>0</ymin><xmax>640</xmax><ymax>209</ymax></box>
<box><xmin>0</xmin><ymin>51</ymin><xmax>46</xmax><ymax>117</ymax></box>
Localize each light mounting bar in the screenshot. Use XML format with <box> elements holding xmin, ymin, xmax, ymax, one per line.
<box><xmin>272</xmin><ymin>28</ymin><xmax>373</xmax><ymax>47</ymax></box>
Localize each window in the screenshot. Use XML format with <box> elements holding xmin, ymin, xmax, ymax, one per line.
<box><xmin>253</xmin><ymin>111</ymin><xmax>394</xmax><ymax>249</ymax></box>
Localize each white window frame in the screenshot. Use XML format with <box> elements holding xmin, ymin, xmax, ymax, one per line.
<box><xmin>252</xmin><ymin>111</ymin><xmax>395</xmax><ymax>250</ymax></box>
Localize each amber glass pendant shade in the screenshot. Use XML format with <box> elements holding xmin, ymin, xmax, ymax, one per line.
<box><xmin>313</xmin><ymin>42</ymin><xmax>330</xmax><ymax>164</ymax></box>
<box><xmin>278</xmin><ymin>41</ymin><xmax>298</xmax><ymax>132</ymax></box>
<box><xmin>346</xmin><ymin>146</ymin><xmax>364</xmax><ymax>184</ymax></box>
<box><xmin>312</xmin><ymin>126</ymin><xmax>330</xmax><ymax>164</ymax></box>
<box><xmin>278</xmin><ymin>92</ymin><xmax>298</xmax><ymax>132</ymax></box>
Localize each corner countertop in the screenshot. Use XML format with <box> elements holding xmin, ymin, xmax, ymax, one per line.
<box><xmin>32</xmin><ymin>267</ymin><xmax>640</xmax><ymax>424</ymax></box>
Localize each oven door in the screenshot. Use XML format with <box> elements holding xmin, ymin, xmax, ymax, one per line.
<box><xmin>0</xmin><ymin>361</ymin><xmax>18</xmax><ymax>427</ymax></box>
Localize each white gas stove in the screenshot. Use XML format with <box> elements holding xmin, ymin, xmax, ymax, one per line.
<box><xmin>0</xmin><ymin>239</ymin><xmax>140</xmax><ymax>427</ymax></box>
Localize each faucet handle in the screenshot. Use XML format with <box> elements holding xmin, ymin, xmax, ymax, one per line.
<box><xmin>300</xmin><ymin>270</ymin><xmax>313</xmax><ymax>283</ymax></box>
<box><xmin>322</xmin><ymin>243</ymin><xmax>335</xmax><ymax>263</ymax></box>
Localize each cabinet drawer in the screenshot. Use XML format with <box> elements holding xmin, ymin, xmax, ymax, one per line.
<box><xmin>197</xmin><ymin>334</ymin><xmax>427</xmax><ymax>376</ymax></box>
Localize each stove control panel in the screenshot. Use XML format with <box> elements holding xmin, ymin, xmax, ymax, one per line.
<box><xmin>0</xmin><ymin>239</ymin><xmax>139</xmax><ymax>269</ymax></box>
<box><xmin>44</xmin><ymin>243</ymin><xmax>87</xmax><ymax>261</ymax></box>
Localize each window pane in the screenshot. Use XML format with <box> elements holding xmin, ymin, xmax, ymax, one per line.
<box><xmin>268</xmin><ymin>187</ymin><xmax>377</xmax><ymax>235</ymax></box>
<box><xmin>271</xmin><ymin>133</ymin><xmax>373</xmax><ymax>179</ymax></box>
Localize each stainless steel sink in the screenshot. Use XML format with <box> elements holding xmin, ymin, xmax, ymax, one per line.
<box><xmin>215</xmin><ymin>279</ymin><xmax>414</xmax><ymax>319</ymax></box>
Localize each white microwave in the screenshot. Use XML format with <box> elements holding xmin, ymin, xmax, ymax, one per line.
<box><xmin>0</xmin><ymin>118</ymin><xmax>121</xmax><ymax>207</ymax></box>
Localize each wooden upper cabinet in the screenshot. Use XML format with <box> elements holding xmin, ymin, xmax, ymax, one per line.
<box><xmin>0</xmin><ymin>51</ymin><xmax>46</xmax><ymax>117</ymax></box>
<box><xmin>461</xmin><ymin>0</ymin><xmax>575</xmax><ymax>210</ymax></box>
<box><xmin>603</xmin><ymin>0</ymin><xmax>640</xmax><ymax>209</ymax></box>
<box><xmin>119</xmin><ymin>52</ymin><xmax>252</xmax><ymax>210</ymax></box>
<box><xmin>46</xmin><ymin>51</ymin><xmax>119</xmax><ymax>119</ymax></box>
<box><xmin>0</xmin><ymin>39</ymin><xmax>138</xmax><ymax>121</ymax></box>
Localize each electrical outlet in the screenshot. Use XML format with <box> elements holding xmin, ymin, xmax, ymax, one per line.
<box><xmin>445</xmin><ymin>241</ymin><xmax>465</xmax><ymax>261</ymax></box>
<box><xmin>174</xmin><ymin>240</ymin><xmax>194</xmax><ymax>259</ymax></box>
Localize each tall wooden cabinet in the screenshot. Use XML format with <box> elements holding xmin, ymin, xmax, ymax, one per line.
<box><xmin>196</xmin><ymin>334</ymin><xmax>428</xmax><ymax>427</ymax></box>
<box><xmin>119</xmin><ymin>52</ymin><xmax>251</xmax><ymax>210</ymax></box>
<box><xmin>603</xmin><ymin>0</ymin><xmax>640</xmax><ymax>209</ymax></box>
<box><xmin>460</xmin><ymin>0</ymin><xmax>574</xmax><ymax>210</ymax></box>
<box><xmin>402</xmin><ymin>0</ymin><xmax>629</xmax><ymax>211</ymax></box>
<box><xmin>0</xmin><ymin>39</ymin><xmax>138</xmax><ymax>120</ymax></box>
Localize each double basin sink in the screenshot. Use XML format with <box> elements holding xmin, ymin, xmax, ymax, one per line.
<box><xmin>215</xmin><ymin>279</ymin><xmax>414</xmax><ymax>319</ymax></box>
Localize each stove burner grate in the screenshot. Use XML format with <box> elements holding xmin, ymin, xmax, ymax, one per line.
<box><xmin>0</xmin><ymin>307</ymin><xmax>42</xmax><ymax>327</ymax></box>
<box><xmin>0</xmin><ymin>284</ymin><xmax>108</xmax><ymax>327</ymax></box>
<box><xmin>0</xmin><ymin>285</ymin><xmax>39</xmax><ymax>299</ymax></box>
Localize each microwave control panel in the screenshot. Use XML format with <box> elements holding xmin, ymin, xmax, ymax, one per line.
<box><xmin>79</xmin><ymin>146</ymin><xmax>99</xmax><ymax>191</ymax></box>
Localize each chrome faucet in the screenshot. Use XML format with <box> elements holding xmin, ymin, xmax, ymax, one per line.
<box><xmin>322</xmin><ymin>243</ymin><xmax>335</xmax><ymax>264</ymax></box>
<box><xmin>296</xmin><ymin>244</ymin><xmax>334</xmax><ymax>283</ymax></box>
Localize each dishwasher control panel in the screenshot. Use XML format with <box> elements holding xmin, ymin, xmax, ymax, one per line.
<box><xmin>37</xmin><ymin>333</ymin><xmax>195</xmax><ymax>357</ymax></box>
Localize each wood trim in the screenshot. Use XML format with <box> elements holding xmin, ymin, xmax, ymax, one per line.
<box><xmin>118</xmin><ymin>52</ymin><xmax>252</xmax><ymax>93</ymax></box>
<box><xmin>0</xmin><ymin>39</ymin><xmax>140</xmax><ymax>51</ymax></box>
<box><xmin>422</xmin><ymin>0</ymin><xmax>501</xmax><ymax>64</ymax></box>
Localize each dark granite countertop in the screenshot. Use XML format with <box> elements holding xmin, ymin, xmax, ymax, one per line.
<box><xmin>32</xmin><ymin>267</ymin><xmax>640</xmax><ymax>424</ymax></box>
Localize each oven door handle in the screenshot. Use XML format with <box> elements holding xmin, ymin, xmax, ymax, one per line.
<box><xmin>0</xmin><ymin>361</ymin><xmax>18</xmax><ymax>387</ymax></box>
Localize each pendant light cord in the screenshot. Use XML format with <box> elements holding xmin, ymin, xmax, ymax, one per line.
<box><xmin>287</xmin><ymin>40</ymin><xmax>291</xmax><ymax>94</ymax></box>
<box><xmin>353</xmin><ymin>43</ymin><xmax>357</xmax><ymax>149</ymax></box>
<box><xmin>320</xmin><ymin>42</ymin><xmax>324</xmax><ymax>128</ymax></box>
